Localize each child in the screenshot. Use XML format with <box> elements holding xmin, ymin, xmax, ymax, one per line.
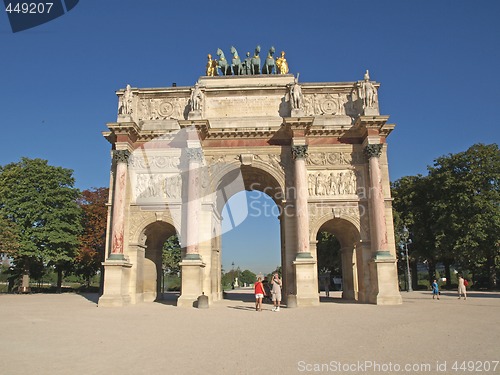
<box><xmin>431</xmin><ymin>279</ymin><xmax>440</xmax><ymax>300</ymax></box>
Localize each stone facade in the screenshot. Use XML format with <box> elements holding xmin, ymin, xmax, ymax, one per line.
<box><xmin>99</xmin><ymin>74</ymin><xmax>402</xmax><ymax>307</ymax></box>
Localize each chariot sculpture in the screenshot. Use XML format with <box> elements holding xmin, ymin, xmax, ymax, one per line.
<box><xmin>205</xmin><ymin>45</ymin><xmax>290</xmax><ymax>76</ymax></box>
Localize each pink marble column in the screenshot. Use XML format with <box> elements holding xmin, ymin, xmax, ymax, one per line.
<box><xmin>185</xmin><ymin>147</ymin><xmax>202</xmax><ymax>259</ymax></box>
<box><xmin>292</xmin><ymin>145</ymin><xmax>311</xmax><ymax>257</ymax></box>
<box><xmin>365</xmin><ymin>144</ymin><xmax>389</xmax><ymax>254</ymax></box>
<box><xmin>109</xmin><ymin>149</ymin><xmax>130</xmax><ymax>260</ymax></box>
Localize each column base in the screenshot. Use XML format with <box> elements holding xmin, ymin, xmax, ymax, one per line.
<box><xmin>368</xmin><ymin>255</ymin><xmax>403</xmax><ymax>305</ymax></box>
<box><xmin>98</xmin><ymin>259</ymin><xmax>133</xmax><ymax>307</ymax></box>
<box><xmin>342</xmin><ymin>290</ymin><xmax>358</xmax><ymax>300</ymax></box>
<box><xmin>293</xmin><ymin>255</ymin><xmax>319</xmax><ymax>307</ymax></box>
<box><xmin>177</xmin><ymin>258</ymin><xmax>205</xmax><ymax>308</ymax></box>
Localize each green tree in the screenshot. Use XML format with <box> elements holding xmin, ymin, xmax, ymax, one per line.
<box><xmin>162</xmin><ymin>234</ymin><xmax>181</xmax><ymax>274</ymax></box>
<box><xmin>0</xmin><ymin>214</ymin><xmax>20</xmax><ymax>256</ymax></box>
<box><xmin>240</xmin><ymin>269</ymin><xmax>257</xmax><ymax>285</ymax></box>
<box><xmin>316</xmin><ymin>232</ymin><xmax>341</xmax><ymax>275</ymax></box>
<box><xmin>392</xmin><ymin>175</ymin><xmax>441</xmax><ymax>287</ymax></box>
<box><xmin>428</xmin><ymin>143</ymin><xmax>500</xmax><ymax>288</ymax></box>
<box><xmin>392</xmin><ymin>143</ymin><xmax>500</xmax><ymax>289</ymax></box>
<box><xmin>0</xmin><ymin>158</ymin><xmax>82</xmax><ymax>291</ymax></box>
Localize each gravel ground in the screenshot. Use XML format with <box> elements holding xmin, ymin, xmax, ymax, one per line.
<box><xmin>1</xmin><ymin>290</ymin><xmax>499</xmax><ymax>375</ymax></box>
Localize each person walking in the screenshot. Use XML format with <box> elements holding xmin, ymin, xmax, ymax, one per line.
<box><xmin>458</xmin><ymin>275</ymin><xmax>467</xmax><ymax>300</ymax></box>
<box><xmin>271</xmin><ymin>273</ymin><xmax>282</xmax><ymax>312</ymax></box>
<box><xmin>254</xmin><ymin>277</ymin><xmax>266</xmax><ymax>311</ymax></box>
<box><xmin>431</xmin><ymin>279</ymin><xmax>440</xmax><ymax>300</ymax></box>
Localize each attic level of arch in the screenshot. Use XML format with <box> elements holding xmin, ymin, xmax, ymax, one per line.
<box><xmin>103</xmin><ymin>75</ymin><xmax>393</xmax><ymax>147</ymax></box>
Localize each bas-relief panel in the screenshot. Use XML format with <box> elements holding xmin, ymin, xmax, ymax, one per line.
<box><xmin>308</xmin><ymin>170</ymin><xmax>362</xmax><ymax>197</ymax></box>
<box><xmin>129</xmin><ymin>154</ymin><xmax>181</xmax><ymax>170</ymax></box>
<box><xmin>306</xmin><ymin>151</ymin><xmax>365</xmax><ymax>166</ymax></box>
<box><xmin>138</xmin><ymin>98</ymin><xmax>189</xmax><ymax>121</ymax></box>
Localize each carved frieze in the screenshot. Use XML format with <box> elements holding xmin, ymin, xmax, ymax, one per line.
<box><xmin>302</xmin><ymin>91</ymin><xmax>361</xmax><ymax>117</ymax></box>
<box><xmin>308</xmin><ymin>170</ymin><xmax>360</xmax><ymax>196</ymax></box>
<box><xmin>306</xmin><ymin>152</ymin><xmax>364</xmax><ymax>166</ymax></box>
<box><xmin>135</xmin><ymin>173</ymin><xmax>182</xmax><ymax>200</ymax></box>
<box><xmin>138</xmin><ymin>98</ymin><xmax>187</xmax><ymax>121</ymax></box>
<box><xmin>129</xmin><ymin>155</ymin><xmax>180</xmax><ymax>170</ymax></box>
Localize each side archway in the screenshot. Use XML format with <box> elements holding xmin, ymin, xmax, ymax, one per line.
<box><xmin>129</xmin><ymin>219</ymin><xmax>178</xmax><ymax>303</ymax></box>
<box><xmin>311</xmin><ymin>212</ymin><xmax>362</xmax><ymax>301</ymax></box>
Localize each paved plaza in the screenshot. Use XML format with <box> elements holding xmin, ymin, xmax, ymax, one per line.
<box><xmin>1</xmin><ymin>290</ymin><xmax>499</xmax><ymax>375</ymax></box>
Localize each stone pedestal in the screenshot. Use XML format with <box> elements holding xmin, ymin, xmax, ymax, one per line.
<box><xmin>188</xmin><ymin>110</ymin><xmax>202</xmax><ymax>120</ymax></box>
<box><xmin>368</xmin><ymin>252</ymin><xmax>402</xmax><ymax>305</ymax></box>
<box><xmin>293</xmin><ymin>256</ymin><xmax>319</xmax><ymax>306</ymax></box>
<box><xmin>177</xmin><ymin>258</ymin><xmax>206</xmax><ymax>307</ymax></box>
<box><xmin>291</xmin><ymin>108</ymin><xmax>304</xmax><ymax>117</ymax></box>
<box><xmin>363</xmin><ymin>107</ymin><xmax>379</xmax><ymax>116</ymax></box>
<box><xmin>98</xmin><ymin>260</ymin><xmax>133</xmax><ymax>307</ymax></box>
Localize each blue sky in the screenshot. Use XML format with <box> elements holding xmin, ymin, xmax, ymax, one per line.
<box><xmin>2</xmin><ymin>1</ymin><xmax>499</xmax><ymax>274</ymax></box>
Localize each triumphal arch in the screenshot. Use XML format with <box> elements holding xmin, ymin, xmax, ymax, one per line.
<box><xmin>99</xmin><ymin>48</ymin><xmax>402</xmax><ymax>307</ymax></box>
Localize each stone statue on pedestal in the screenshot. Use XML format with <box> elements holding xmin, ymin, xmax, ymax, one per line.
<box><xmin>190</xmin><ymin>83</ymin><xmax>203</xmax><ymax>112</ymax></box>
<box><xmin>359</xmin><ymin>70</ymin><xmax>378</xmax><ymax>111</ymax></box>
<box><xmin>289</xmin><ymin>76</ymin><xmax>303</xmax><ymax>111</ymax></box>
<box><xmin>119</xmin><ymin>84</ymin><xmax>134</xmax><ymax>116</ymax></box>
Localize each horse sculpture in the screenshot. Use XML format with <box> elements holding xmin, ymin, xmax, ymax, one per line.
<box><xmin>262</xmin><ymin>46</ymin><xmax>276</xmax><ymax>74</ymax></box>
<box><xmin>251</xmin><ymin>45</ymin><xmax>261</xmax><ymax>75</ymax></box>
<box><xmin>230</xmin><ymin>46</ymin><xmax>243</xmax><ymax>76</ymax></box>
<box><xmin>216</xmin><ymin>48</ymin><xmax>232</xmax><ymax>76</ymax></box>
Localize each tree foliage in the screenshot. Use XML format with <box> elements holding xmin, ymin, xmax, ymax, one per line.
<box><xmin>392</xmin><ymin>143</ymin><xmax>500</xmax><ymax>288</ymax></box>
<box><xmin>0</xmin><ymin>158</ymin><xmax>82</xmax><ymax>288</ymax></box>
<box><xmin>162</xmin><ymin>234</ymin><xmax>181</xmax><ymax>274</ymax></box>
<box><xmin>240</xmin><ymin>269</ymin><xmax>257</xmax><ymax>285</ymax></box>
<box><xmin>0</xmin><ymin>214</ymin><xmax>21</xmax><ymax>256</ymax></box>
<box><xmin>316</xmin><ymin>232</ymin><xmax>341</xmax><ymax>275</ymax></box>
<box><xmin>75</xmin><ymin>187</ymin><xmax>109</xmax><ymax>286</ymax></box>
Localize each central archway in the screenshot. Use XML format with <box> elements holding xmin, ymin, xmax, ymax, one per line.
<box><xmin>208</xmin><ymin>163</ymin><xmax>291</xmax><ymax>301</ymax></box>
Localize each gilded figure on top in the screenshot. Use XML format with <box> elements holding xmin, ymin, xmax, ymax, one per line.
<box><xmin>206</xmin><ymin>54</ymin><xmax>218</xmax><ymax>76</ymax></box>
<box><xmin>276</xmin><ymin>51</ymin><xmax>289</xmax><ymax>74</ymax></box>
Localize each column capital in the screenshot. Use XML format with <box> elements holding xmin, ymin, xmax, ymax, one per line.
<box><xmin>113</xmin><ymin>149</ymin><xmax>131</xmax><ymax>164</ymax></box>
<box><xmin>364</xmin><ymin>144</ymin><xmax>383</xmax><ymax>159</ymax></box>
<box><xmin>186</xmin><ymin>147</ymin><xmax>203</xmax><ymax>163</ymax></box>
<box><xmin>291</xmin><ymin>145</ymin><xmax>308</xmax><ymax>160</ymax></box>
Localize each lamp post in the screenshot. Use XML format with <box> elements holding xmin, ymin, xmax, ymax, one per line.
<box><xmin>399</xmin><ymin>226</ymin><xmax>413</xmax><ymax>292</ymax></box>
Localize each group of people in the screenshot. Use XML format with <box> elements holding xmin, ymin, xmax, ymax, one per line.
<box><xmin>254</xmin><ymin>273</ymin><xmax>282</xmax><ymax>312</ymax></box>
<box><xmin>431</xmin><ymin>275</ymin><xmax>468</xmax><ymax>300</ymax></box>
